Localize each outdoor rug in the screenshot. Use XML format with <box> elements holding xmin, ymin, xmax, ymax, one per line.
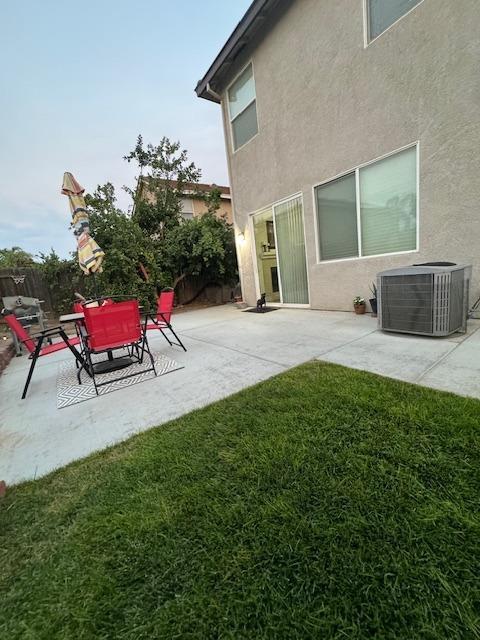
<box><xmin>57</xmin><ymin>348</ymin><xmax>183</xmax><ymax>409</ymax></box>
<box><xmin>243</xmin><ymin>307</ymin><xmax>279</xmax><ymax>313</ymax></box>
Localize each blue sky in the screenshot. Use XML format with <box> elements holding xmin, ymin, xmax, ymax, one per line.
<box><xmin>0</xmin><ymin>0</ymin><xmax>251</xmax><ymax>258</ymax></box>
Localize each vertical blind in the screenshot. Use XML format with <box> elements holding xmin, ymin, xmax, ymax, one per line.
<box><xmin>316</xmin><ymin>172</ymin><xmax>358</xmax><ymax>260</ymax></box>
<box><xmin>360</xmin><ymin>146</ymin><xmax>417</xmax><ymax>256</ymax></box>
<box><xmin>368</xmin><ymin>0</ymin><xmax>422</xmax><ymax>39</ymax></box>
<box><xmin>274</xmin><ymin>196</ymin><xmax>309</xmax><ymax>304</ymax></box>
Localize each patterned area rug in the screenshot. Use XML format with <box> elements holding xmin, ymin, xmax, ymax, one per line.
<box><xmin>57</xmin><ymin>349</ymin><xmax>183</xmax><ymax>409</ymax></box>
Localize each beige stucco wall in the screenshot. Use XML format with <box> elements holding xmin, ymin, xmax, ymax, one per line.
<box><xmin>221</xmin><ymin>0</ymin><xmax>480</xmax><ymax>310</ymax></box>
<box><xmin>141</xmin><ymin>186</ymin><xmax>233</xmax><ymax>224</ymax></box>
<box><xmin>192</xmin><ymin>197</ymin><xmax>233</xmax><ymax>224</ymax></box>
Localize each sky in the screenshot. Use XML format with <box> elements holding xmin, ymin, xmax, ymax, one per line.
<box><xmin>0</xmin><ymin>0</ymin><xmax>251</xmax><ymax>258</ymax></box>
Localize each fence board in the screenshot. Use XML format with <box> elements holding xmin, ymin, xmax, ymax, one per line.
<box><xmin>0</xmin><ymin>268</ymin><xmax>53</xmax><ymax>311</ymax></box>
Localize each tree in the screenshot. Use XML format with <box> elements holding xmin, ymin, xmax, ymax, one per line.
<box><xmin>124</xmin><ymin>135</ymin><xmax>237</xmax><ymax>293</ymax></box>
<box><xmin>0</xmin><ymin>246</ymin><xmax>36</xmax><ymax>268</ymax></box>
<box><xmin>125</xmin><ymin>135</ymin><xmax>202</xmax><ymax>239</ymax></box>
<box><xmin>85</xmin><ymin>183</ymin><xmax>159</xmax><ymax>307</ymax></box>
<box><xmin>38</xmin><ymin>249</ymin><xmax>80</xmax><ymax>313</ymax></box>
<box><xmin>67</xmin><ymin>136</ymin><xmax>238</xmax><ymax>306</ymax></box>
<box><xmin>163</xmin><ymin>212</ymin><xmax>237</xmax><ymax>290</ymax></box>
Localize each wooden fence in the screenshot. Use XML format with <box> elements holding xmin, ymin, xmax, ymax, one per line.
<box><xmin>0</xmin><ymin>267</ymin><xmax>237</xmax><ymax>312</ymax></box>
<box><xmin>0</xmin><ymin>268</ymin><xmax>54</xmax><ymax>311</ymax></box>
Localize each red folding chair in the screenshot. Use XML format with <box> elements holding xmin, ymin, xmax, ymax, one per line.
<box><xmin>146</xmin><ymin>289</ymin><xmax>186</xmax><ymax>352</ymax></box>
<box><xmin>3</xmin><ymin>313</ymin><xmax>83</xmax><ymax>399</ymax></box>
<box><xmin>80</xmin><ymin>299</ymin><xmax>156</xmax><ymax>394</ymax></box>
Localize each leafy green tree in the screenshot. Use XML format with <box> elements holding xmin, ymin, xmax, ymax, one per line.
<box><xmin>125</xmin><ymin>135</ymin><xmax>201</xmax><ymax>239</ymax></box>
<box><xmin>202</xmin><ymin>186</ymin><xmax>222</xmax><ymax>217</ymax></box>
<box><xmin>0</xmin><ymin>246</ymin><xmax>36</xmax><ymax>268</ymax></box>
<box><xmin>125</xmin><ymin>135</ymin><xmax>237</xmax><ymax>292</ymax></box>
<box><xmin>59</xmin><ymin>137</ymin><xmax>240</xmax><ymax>306</ymax></box>
<box><xmin>38</xmin><ymin>249</ymin><xmax>80</xmax><ymax>312</ymax></box>
<box><xmin>160</xmin><ymin>213</ymin><xmax>237</xmax><ymax>289</ymax></box>
<box><xmin>85</xmin><ymin>183</ymin><xmax>159</xmax><ymax>307</ymax></box>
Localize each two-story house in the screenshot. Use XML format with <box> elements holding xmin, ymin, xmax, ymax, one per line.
<box><xmin>195</xmin><ymin>0</ymin><xmax>479</xmax><ymax>310</ymax></box>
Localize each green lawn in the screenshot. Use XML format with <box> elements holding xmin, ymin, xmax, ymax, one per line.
<box><xmin>1</xmin><ymin>362</ymin><xmax>479</xmax><ymax>640</ymax></box>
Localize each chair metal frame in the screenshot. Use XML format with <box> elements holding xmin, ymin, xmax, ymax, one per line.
<box><xmin>146</xmin><ymin>289</ymin><xmax>186</xmax><ymax>352</ymax></box>
<box><xmin>2</xmin><ymin>312</ymin><xmax>84</xmax><ymax>399</ymax></box>
<box><xmin>79</xmin><ymin>299</ymin><xmax>157</xmax><ymax>395</ymax></box>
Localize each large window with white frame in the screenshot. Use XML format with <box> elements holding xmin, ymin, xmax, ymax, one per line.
<box><xmin>366</xmin><ymin>0</ymin><xmax>423</xmax><ymax>41</ymax></box>
<box><xmin>315</xmin><ymin>145</ymin><xmax>418</xmax><ymax>262</ymax></box>
<box><xmin>227</xmin><ymin>63</ymin><xmax>258</xmax><ymax>151</ymax></box>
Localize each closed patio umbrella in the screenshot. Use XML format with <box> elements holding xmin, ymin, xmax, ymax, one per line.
<box><xmin>61</xmin><ymin>172</ymin><xmax>104</xmax><ymax>278</ymax></box>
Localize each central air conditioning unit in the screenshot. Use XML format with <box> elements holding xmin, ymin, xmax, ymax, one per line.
<box><xmin>377</xmin><ymin>264</ymin><xmax>471</xmax><ymax>336</ymax></box>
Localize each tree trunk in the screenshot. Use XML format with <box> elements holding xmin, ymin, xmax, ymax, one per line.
<box><xmin>172</xmin><ymin>273</ymin><xmax>186</xmax><ymax>289</ymax></box>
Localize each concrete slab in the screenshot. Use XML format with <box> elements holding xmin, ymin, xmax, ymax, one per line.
<box><xmin>418</xmin><ymin>324</ymin><xmax>480</xmax><ymax>397</ymax></box>
<box><xmin>1</xmin><ymin>305</ymin><xmax>479</xmax><ymax>485</ymax></box>
<box><xmin>320</xmin><ymin>331</ymin><xmax>457</xmax><ymax>382</ymax></box>
<box><xmin>183</xmin><ymin>308</ymin><xmax>375</xmax><ymax>367</ymax></box>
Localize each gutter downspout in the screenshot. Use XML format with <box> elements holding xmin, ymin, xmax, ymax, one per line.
<box><xmin>206</xmin><ymin>82</ymin><xmax>222</xmax><ymax>103</ymax></box>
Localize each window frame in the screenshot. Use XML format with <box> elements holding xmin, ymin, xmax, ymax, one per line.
<box><xmin>363</xmin><ymin>0</ymin><xmax>426</xmax><ymax>46</ymax></box>
<box><xmin>313</xmin><ymin>142</ymin><xmax>420</xmax><ymax>264</ymax></box>
<box><xmin>226</xmin><ymin>61</ymin><xmax>259</xmax><ymax>153</ymax></box>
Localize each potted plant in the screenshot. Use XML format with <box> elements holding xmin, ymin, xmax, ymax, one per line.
<box><xmin>353</xmin><ymin>296</ymin><xmax>366</xmax><ymax>314</ymax></box>
<box><xmin>369</xmin><ymin>282</ymin><xmax>378</xmax><ymax>317</ymax></box>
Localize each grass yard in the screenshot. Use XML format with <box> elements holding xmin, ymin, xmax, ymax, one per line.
<box><xmin>1</xmin><ymin>362</ymin><xmax>479</xmax><ymax>640</ymax></box>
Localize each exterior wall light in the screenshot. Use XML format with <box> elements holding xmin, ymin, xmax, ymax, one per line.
<box><xmin>237</xmin><ymin>231</ymin><xmax>246</xmax><ymax>244</ymax></box>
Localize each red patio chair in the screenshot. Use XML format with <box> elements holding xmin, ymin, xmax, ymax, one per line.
<box><xmin>146</xmin><ymin>289</ymin><xmax>186</xmax><ymax>352</ymax></box>
<box><xmin>81</xmin><ymin>299</ymin><xmax>156</xmax><ymax>394</ymax></box>
<box><xmin>3</xmin><ymin>312</ymin><xmax>83</xmax><ymax>399</ymax></box>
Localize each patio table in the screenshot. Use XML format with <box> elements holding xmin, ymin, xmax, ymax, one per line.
<box><xmin>60</xmin><ymin>312</ymin><xmax>133</xmax><ymax>374</ymax></box>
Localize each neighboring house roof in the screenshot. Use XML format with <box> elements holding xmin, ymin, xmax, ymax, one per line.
<box><xmin>181</xmin><ymin>182</ymin><xmax>231</xmax><ymax>199</ymax></box>
<box><xmin>139</xmin><ymin>177</ymin><xmax>231</xmax><ymax>200</ymax></box>
<box><xmin>195</xmin><ymin>0</ymin><xmax>292</xmax><ymax>102</ymax></box>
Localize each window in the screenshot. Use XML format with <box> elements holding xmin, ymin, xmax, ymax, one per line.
<box><xmin>315</xmin><ymin>145</ymin><xmax>417</xmax><ymax>261</ymax></box>
<box><xmin>367</xmin><ymin>0</ymin><xmax>423</xmax><ymax>41</ymax></box>
<box><xmin>228</xmin><ymin>63</ymin><xmax>258</xmax><ymax>150</ymax></box>
<box><xmin>180</xmin><ymin>198</ymin><xmax>194</xmax><ymax>220</ymax></box>
<box><xmin>316</xmin><ymin>173</ymin><xmax>358</xmax><ymax>261</ymax></box>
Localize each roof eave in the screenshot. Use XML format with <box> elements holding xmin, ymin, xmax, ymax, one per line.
<box><xmin>195</xmin><ymin>0</ymin><xmax>276</xmax><ymax>102</ymax></box>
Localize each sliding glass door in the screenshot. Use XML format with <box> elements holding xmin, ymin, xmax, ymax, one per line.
<box><xmin>252</xmin><ymin>195</ymin><xmax>309</xmax><ymax>305</ymax></box>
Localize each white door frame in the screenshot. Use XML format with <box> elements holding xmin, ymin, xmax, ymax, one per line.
<box><xmin>249</xmin><ymin>192</ymin><xmax>310</xmax><ymax>308</ymax></box>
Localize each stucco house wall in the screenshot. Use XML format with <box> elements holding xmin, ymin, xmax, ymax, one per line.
<box><xmin>192</xmin><ymin>196</ymin><xmax>233</xmax><ymax>224</ymax></box>
<box><xmin>219</xmin><ymin>0</ymin><xmax>479</xmax><ymax>310</ymax></box>
<box><xmin>139</xmin><ymin>178</ymin><xmax>233</xmax><ymax>225</ymax></box>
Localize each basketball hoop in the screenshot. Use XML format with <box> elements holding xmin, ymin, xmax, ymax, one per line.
<box><xmin>11</xmin><ymin>275</ymin><xmax>26</xmax><ymax>285</ymax></box>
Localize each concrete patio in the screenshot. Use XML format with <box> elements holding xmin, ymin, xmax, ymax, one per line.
<box><xmin>1</xmin><ymin>304</ymin><xmax>479</xmax><ymax>485</ymax></box>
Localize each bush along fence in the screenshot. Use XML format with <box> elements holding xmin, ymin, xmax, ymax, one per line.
<box><xmin>0</xmin><ymin>267</ymin><xmax>237</xmax><ymax>315</ymax></box>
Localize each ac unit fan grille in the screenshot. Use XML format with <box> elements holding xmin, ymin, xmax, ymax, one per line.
<box><xmin>381</xmin><ymin>274</ymin><xmax>434</xmax><ymax>334</ymax></box>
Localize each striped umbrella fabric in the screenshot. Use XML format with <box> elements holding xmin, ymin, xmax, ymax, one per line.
<box><xmin>61</xmin><ymin>172</ymin><xmax>104</xmax><ymax>274</ymax></box>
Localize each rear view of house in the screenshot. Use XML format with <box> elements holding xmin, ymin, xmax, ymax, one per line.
<box><xmin>196</xmin><ymin>0</ymin><xmax>479</xmax><ymax>310</ymax></box>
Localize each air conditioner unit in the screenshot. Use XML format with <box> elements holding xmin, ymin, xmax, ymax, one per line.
<box><xmin>377</xmin><ymin>264</ymin><xmax>471</xmax><ymax>336</ymax></box>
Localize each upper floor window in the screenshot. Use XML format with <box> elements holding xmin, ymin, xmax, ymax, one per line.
<box><xmin>180</xmin><ymin>197</ymin><xmax>194</xmax><ymax>220</ymax></box>
<box><xmin>367</xmin><ymin>0</ymin><xmax>423</xmax><ymax>41</ymax></box>
<box><xmin>227</xmin><ymin>63</ymin><xmax>258</xmax><ymax>151</ymax></box>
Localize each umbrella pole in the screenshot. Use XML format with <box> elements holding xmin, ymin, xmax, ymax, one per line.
<box><xmin>91</xmin><ymin>271</ymin><xmax>99</xmax><ymax>299</ymax></box>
